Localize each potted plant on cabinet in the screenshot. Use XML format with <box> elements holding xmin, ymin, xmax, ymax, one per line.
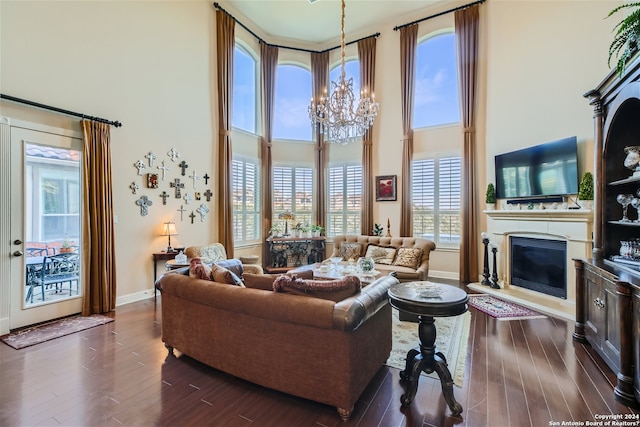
<box><xmin>485</xmin><ymin>183</ymin><xmax>496</xmax><ymax>210</ymax></box>
<box><xmin>311</xmin><ymin>224</ymin><xmax>324</xmax><ymax>237</ymax></box>
<box><xmin>578</xmin><ymin>171</ymin><xmax>594</xmax><ymax>209</ymax></box>
<box><xmin>608</xmin><ymin>2</ymin><xmax>640</xmax><ymax>77</ymax></box>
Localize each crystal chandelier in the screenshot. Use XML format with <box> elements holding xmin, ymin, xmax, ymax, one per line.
<box><xmin>308</xmin><ymin>0</ymin><xmax>379</xmax><ymax>145</ymax></box>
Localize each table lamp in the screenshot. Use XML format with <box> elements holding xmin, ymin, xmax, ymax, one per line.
<box><xmin>163</xmin><ymin>221</ymin><xmax>178</xmax><ymax>253</ymax></box>
<box><xmin>278</xmin><ymin>211</ymin><xmax>296</xmax><ymax>237</ymax></box>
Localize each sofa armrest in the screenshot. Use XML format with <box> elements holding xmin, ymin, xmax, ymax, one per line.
<box><xmin>332</xmin><ymin>273</ymin><xmax>399</xmax><ymax>332</ymax></box>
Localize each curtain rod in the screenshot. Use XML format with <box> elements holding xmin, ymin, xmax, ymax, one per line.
<box><xmin>213</xmin><ymin>2</ymin><xmax>379</xmax><ymax>54</ymax></box>
<box><xmin>0</xmin><ymin>94</ymin><xmax>122</xmax><ymax>127</ymax></box>
<box><xmin>393</xmin><ymin>0</ymin><xmax>485</xmax><ymax>31</ymax></box>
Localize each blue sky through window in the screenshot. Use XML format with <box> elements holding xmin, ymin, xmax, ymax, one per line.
<box><xmin>232</xmin><ymin>46</ymin><xmax>257</xmax><ymax>133</ymax></box>
<box><xmin>273</xmin><ymin>64</ymin><xmax>312</xmax><ymax>141</ymax></box>
<box><xmin>414</xmin><ymin>33</ymin><xmax>460</xmax><ymax>128</ymax></box>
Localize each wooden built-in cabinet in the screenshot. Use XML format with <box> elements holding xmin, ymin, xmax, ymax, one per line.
<box><xmin>575</xmin><ymin>54</ymin><xmax>640</xmax><ymax>408</ymax></box>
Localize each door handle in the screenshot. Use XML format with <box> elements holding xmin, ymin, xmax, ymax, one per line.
<box><xmin>13</xmin><ymin>251</ymin><xmax>24</xmax><ymax>257</ymax></box>
<box><xmin>13</xmin><ymin>239</ymin><xmax>23</xmax><ymax>245</ymax></box>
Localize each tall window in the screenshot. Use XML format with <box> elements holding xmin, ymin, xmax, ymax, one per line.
<box><xmin>232</xmin><ymin>45</ymin><xmax>257</xmax><ymax>133</ymax></box>
<box><xmin>232</xmin><ymin>157</ymin><xmax>260</xmax><ymax>243</ymax></box>
<box><xmin>412</xmin><ymin>157</ymin><xmax>461</xmax><ymax>245</ymax></box>
<box><xmin>413</xmin><ymin>32</ymin><xmax>460</xmax><ymax>128</ymax></box>
<box><xmin>327</xmin><ymin>164</ymin><xmax>362</xmax><ymax>237</ymax></box>
<box><xmin>273</xmin><ymin>65</ymin><xmax>312</xmax><ymax>141</ymax></box>
<box><xmin>272</xmin><ymin>166</ymin><xmax>313</xmax><ymax>228</ymax></box>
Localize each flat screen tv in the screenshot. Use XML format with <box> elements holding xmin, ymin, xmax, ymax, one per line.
<box><xmin>494</xmin><ymin>136</ymin><xmax>578</xmax><ymax>200</ymax></box>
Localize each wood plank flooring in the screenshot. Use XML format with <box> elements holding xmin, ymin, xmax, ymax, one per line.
<box><xmin>1</xmin><ymin>283</ymin><xmax>638</xmax><ymax>426</ymax></box>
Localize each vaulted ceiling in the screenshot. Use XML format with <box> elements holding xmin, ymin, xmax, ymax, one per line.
<box><xmin>219</xmin><ymin>0</ymin><xmax>451</xmax><ymax>49</ymax></box>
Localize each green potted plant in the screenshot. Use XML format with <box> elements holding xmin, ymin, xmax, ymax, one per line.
<box><xmin>60</xmin><ymin>237</ymin><xmax>74</xmax><ymax>253</ymax></box>
<box><xmin>578</xmin><ymin>171</ymin><xmax>594</xmax><ymax>209</ymax></box>
<box><xmin>269</xmin><ymin>224</ymin><xmax>282</xmax><ymax>237</ymax></box>
<box><xmin>608</xmin><ymin>2</ymin><xmax>640</xmax><ymax>77</ymax></box>
<box><xmin>310</xmin><ymin>224</ymin><xmax>324</xmax><ymax>237</ymax></box>
<box><xmin>485</xmin><ymin>183</ymin><xmax>497</xmax><ymax>210</ymax></box>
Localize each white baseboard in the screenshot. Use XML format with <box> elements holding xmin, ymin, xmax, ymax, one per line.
<box><xmin>116</xmin><ymin>288</ymin><xmax>156</xmax><ymax>307</ymax></box>
<box><xmin>429</xmin><ymin>270</ymin><xmax>459</xmax><ymax>281</ymax></box>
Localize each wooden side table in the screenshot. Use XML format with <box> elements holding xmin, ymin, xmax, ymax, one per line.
<box><xmin>388</xmin><ymin>281</ymin><xmax>468</xmax><ymax>416</ymax></box>
<box><xmin>152</xmin><ymin>251</ymin><xmax>183</xmax><ymax>297</ymax></box>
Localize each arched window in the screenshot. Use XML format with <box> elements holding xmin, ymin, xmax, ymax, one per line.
<box><xmin>413</xmin><ymin>32</ymin><xmax>460</xmax><ymax>128</ymax></box>
<box><xmin>273</xmin><ymin>64</ymin><xmax>312</xmax><ymax>141</ymax></box>
<box><xmin>232</xmin><ymin>45</ymin><xmax>257</xmax><ymax>133</ymax></box>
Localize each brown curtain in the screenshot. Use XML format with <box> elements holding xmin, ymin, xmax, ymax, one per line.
<box><xmin>261</xmin><ymin>42</ymin><xmax>278</xmax><ymax>264</ymax></box>
<box><xmin>216</xmin><ymin>10</ymin><xmax>235</xmax><ymax>258</ymax></box>
<box><xmin>455</xmin><ymin>4</ymin><xmax>480</xmax><ymax>283</ymax></box>
<box><xmin>81</xmin><ymin>120</ymin><xmax>116</xmax><ymax>315</ymax></box>
<box><xmin>358</xmin><ymin>36</ymin><xmax>377</xmax><ymax>236</ymax></box>
<box><xmin>399</xmin><ymin>24</ymin><xmax>418</xmax><ymax>237</ymax></box>
<box><xmin>311</xmin><ymin>51</ymin><xmax>329</xmax><ymax>227</ymax></box>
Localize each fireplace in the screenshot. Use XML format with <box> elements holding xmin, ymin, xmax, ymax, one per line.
<box><xmin>510</xmin><ymin>236</ymin><xmax>567</xmax><ymax>299</ymax></box>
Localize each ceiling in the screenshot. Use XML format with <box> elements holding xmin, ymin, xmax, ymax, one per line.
<box><xmin>218</xmin><ymin>0</ymin><xmax>452</xmax><ymax>49</ymax></box>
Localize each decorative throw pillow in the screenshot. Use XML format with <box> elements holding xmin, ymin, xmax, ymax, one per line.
<box><xmin>338</xmin><ymin>242</ymin><xmax>362</xmax><ymax>261</ymax></box>
<box><xmin>364</xmin><ymin>244</ymin><xmax>396</xmax><ymax>265</ymax></box>
<box><xmin>189</xmin><ymin>257</ymin><xmax>213</xmax><ymax>281</ymax></box>
<box><xmin>242</xmin><ymin>271</ymin><xmax>314</xmax><ymax>290</ymax></box>
<box><xmin>272</xmin><ymin>275</ymin><xmax>361</xmax><ymax>302</ymax></box>
<box><xmin>392</xmin><ymin>247</ymin><xmax>423</xmax><ymax>270</ymax></box>
<box><xmin>210</xmin><ymin>263</ymin><xmax>245</xmax><ymax>287</ymax></box>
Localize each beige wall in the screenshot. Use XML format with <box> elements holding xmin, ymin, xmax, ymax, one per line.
<box><xmin>0</xmin><ymin>0</ymin><xmax>619</xmax><ymax>304</ymax></box>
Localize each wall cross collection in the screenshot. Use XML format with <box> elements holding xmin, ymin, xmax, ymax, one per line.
<box><xmin>130</xmin><ymin>147</ymin><xmax>213</xmax><ymax>222</ymax></box>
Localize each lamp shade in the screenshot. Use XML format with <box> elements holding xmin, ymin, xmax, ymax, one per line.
<box><xmin>163</xmin><ymin>222</ymin><xmax>178</xmax><ymax>236</ymax></box>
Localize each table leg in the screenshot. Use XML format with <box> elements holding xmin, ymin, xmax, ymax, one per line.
<box><xmin>398</xmin><ymin>315</ymin><xmax>463</xmax><ymax>416</ymax></box>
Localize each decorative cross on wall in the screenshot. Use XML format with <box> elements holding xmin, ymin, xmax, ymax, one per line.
<box><xmin>145</xmin><ymin>151</ymin><xmax>156</xmax><ymax>166</ymax></box>
<box><xmin>134</xmin><ymin>160</ymin><xmax>146</xmax><ymax>175</ymax></box>
<box><xmin>203</xmin><ymin>189</ymin><xmax>213</xmax><ymax>202</ymax></box>
<box><xmin>159</xmin><ymin>191</ymin><xmax>169</xmax><ymax>205</ymax></box>
<box><xmin>183</xmin><ymin>193</ymin><xmax>193</xmax><ymax>205</ymax></box>
<box><xmin>157</xmin><ymin>160</ymin><xmax>169</xmax><ymax>180</ymax></box>
<box><xmin>129</xmin><ymin>182</ymin><xmax>139</xmax><ymax>194</ymax></box>
<box><xmin>170</xmin><ymin>178</ymin><xmax>185</xmax><ymax>198</ymax></box>
<box><xmin>167</xmin><ymin>147</ymin><xmax>180</xmax><ymax>162</ymax></box>
<box><xmin>177</xmin><ymin>205</ymin><xmax>187</xmax><ymax>221</ymax></box>
<box><xmin>189</xmin><ymin>211</ymin><xmax>196</xmax><ymax>224</ymax></box>
<box><xmin>179</xmin><ymin>160</ymin><xmax>189</xmax><ymax>176</ymax></box>
<box><xmin>189</xmin><ymin>170</ymin><xmax>200</xmax><ymax>189</ymax></box>
<box><xmin>203</xmin><ymin>173</ymin><xmax>210</xmax><ymax>185</ymax></box>
<box><xmin>135</xmin><ymin>195</ymin><xmax>153</xmax><ymax>216</ymax></box>
<box><xmin>196</xmin><ymin>203</ymin><xmax>210</xmax><ymax>222</ymax></box>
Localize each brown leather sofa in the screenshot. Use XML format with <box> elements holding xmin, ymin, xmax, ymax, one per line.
<box><xmin>328</xmin><ymin>235</ymin><xmax>436</xmax><ymax>282</ymax></box>
<box><xmin>156</xmin><ymin>265</ymin><xmax>399</xmax><ymax>421</ymax></box>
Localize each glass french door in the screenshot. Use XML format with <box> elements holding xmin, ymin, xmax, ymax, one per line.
<box><xmin>10</xmin><ymin>126</ymin><xmax>83</xmax><ymax>329</ymax></box>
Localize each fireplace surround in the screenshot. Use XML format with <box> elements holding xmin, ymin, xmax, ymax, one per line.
<box><xmin>510</xmin><ymin>236</ymin><xmax>567</xmax><ymax>299</ymax></box>
<box><xmin>472</xmin><ymin>208</ymin><xmax>593</xmax><ymax>320</ymax></box>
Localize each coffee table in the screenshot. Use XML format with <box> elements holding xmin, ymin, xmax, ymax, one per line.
<box><xmin>388</xmin><ymin>281</ymin><xmax>468</xmax><ymax>416</ymax></box>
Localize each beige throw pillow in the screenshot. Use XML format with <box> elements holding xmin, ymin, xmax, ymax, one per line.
<box><xmin>339</xmin><ymin>242</ymin><xmax>362</xmax><ymax>261</ymax></box>
<box><xmin>364</xmin><ymin>244</ymin><xmax>396</xmax><ymax>265</ymax></box>
<box><xmin>392</xmin><ymin>247</ymin><xmax>423</xmax><ymax>270</ymax></box>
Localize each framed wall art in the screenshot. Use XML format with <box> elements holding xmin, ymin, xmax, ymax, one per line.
<box><xmin>147</xmin><ymin>173</ymin><xmax>159</xmax><ymax>189</ymax></box>
<box><xmin>376</xmin><ymin>175</ymin><xmax>397</xmax><ymax>201</ymax></box>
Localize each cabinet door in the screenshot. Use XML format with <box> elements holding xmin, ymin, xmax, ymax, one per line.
<box><xmin>584</xmin><ymin>267</ymin><xmax>605</xmax><ymax>349</ymax></box>
<box><xmin>602</xmin><ymin>282</ymin><xmax>621</xmax><ymax>371</ymax></box>
<box><xmin>633</xmin><ymin>291</ymin><xmax>640</xmax><ymax>402</ymax></box>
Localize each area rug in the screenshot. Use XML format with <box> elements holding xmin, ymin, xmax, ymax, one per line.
<box><xmin>386</xmin><ymin>309</ymin><xmax>471</xmax><ymax>387</ymax></box>
<box><xmin>468</xmin><ymin>294</ymin><xmax>546</xmax><ymax>320</ymax></box>
<box><xmin>0</xmin><ymin>314</ymin><xmax>114</xmax><ymax>349</ymax></box>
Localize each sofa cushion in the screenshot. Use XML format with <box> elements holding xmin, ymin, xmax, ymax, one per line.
<box><xmin>392</xmin><ymin>247</ymin><xmax>423</xmax><ymax>270</ymax></box>
<box><xmin>272</xmin><ymin>275</ymin><xmax>361</xmax><ymax>302</ymax></box>
<box><xmin>339</xmin><ymin>242</ymin><xmax>362</xmax><ymax>261</ymax></box>
<box><xmin>243</xmin><ymin>271</ymin><xmax>314</xmax><ymax>290</ymax></box>
<box><xmin>364</xmin><ymin>244</ymin><xmax>396</xmax><ymax>265</ymax></box>
<box><xmin>211</xmin><ymin>263</ymin><xmax>245</xmax><ymax>286</ymax></box>
<box><xmin>189</xmin><ymin>257</ymin><xmax>213</xmax><ymax>281</ymax></box>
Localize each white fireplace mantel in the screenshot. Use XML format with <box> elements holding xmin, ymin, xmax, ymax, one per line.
<box><xmin>472</xmin><ymin>208</ymin><xmax>594</xmax><ymax>320</ymax></box>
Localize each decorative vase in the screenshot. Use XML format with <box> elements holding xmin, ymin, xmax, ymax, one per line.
<box><xmin>357</xmin><ymin>256</ymin><xmax>375</xmax><ymax>273</ymax></box>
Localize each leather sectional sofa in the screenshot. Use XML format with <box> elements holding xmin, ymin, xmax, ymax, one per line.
<box><xmin>156</xmin><ymin>262</ymin><xmax>399</xmax><ymax>421</ymax></box>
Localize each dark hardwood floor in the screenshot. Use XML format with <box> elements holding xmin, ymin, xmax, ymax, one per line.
<box><xmin>1</xmin><ymin>282</ymin><xmax>638</xmax><ymax>427</ymax></box>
